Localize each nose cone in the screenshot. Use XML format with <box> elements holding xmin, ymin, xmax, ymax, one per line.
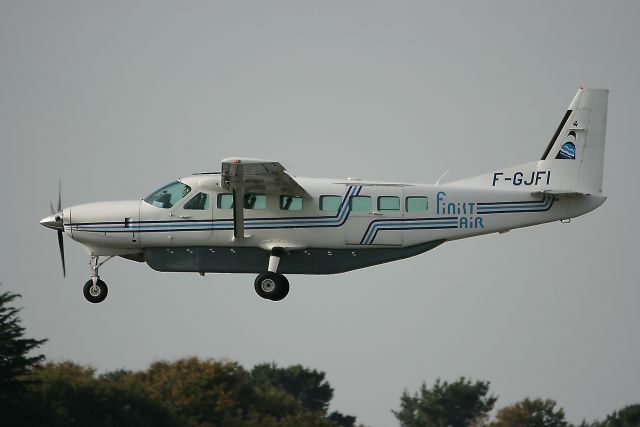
<box><xmin>40</xmin><ymin>213</ymin><xmax>63</xmax><ymax>230</ymax></box>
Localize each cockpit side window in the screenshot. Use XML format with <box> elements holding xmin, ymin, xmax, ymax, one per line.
<box><xmin>143</xmin><ymin>181</ymin><xmax>191</xmax><ymax>208</ymax></box>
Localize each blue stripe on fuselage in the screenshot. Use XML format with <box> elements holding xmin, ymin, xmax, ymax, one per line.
<box><xmin>69</xmin><ymin>186</ymin><xmax>362</xmax><ymax>232</ymax></box>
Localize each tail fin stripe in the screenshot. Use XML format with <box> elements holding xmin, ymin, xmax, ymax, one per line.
<box><xmin>541</xmin><ymin>109</ymin><xmax>572</xmax><ymax>160</ymax></box>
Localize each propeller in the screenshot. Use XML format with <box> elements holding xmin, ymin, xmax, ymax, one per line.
<box><xmin>41</xmin><ymin>181</ymin><xmax>66</xmax><ymax>277</ymax></box>
<box><xmin>57</xmin><ymin>227</ymin><xmax>66</xmax><ymax>277</ymax></box>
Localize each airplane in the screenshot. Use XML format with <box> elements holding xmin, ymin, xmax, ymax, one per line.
<box><xmin>40</xmin><ymin>87</ymin><xmax>608</xmax><ymax>303</ymax></box>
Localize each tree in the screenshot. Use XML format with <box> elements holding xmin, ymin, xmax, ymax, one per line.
<box><xmin>251</xmin><ymin>363</ymin><xmax>334</xmax><ymax>413</ymax></box>
<box><xmin>138</xmin><ymin>357</ymin><xmax>255</xmax><ymax>426</ymax></box>
<box><xmin>393</xmin><ymin>377</ymin><xmax>497</xmax><ymax>427</ymax></box>
<box><xmin>487</xmin><ymin>398</ymin><xmax>569</xmax><ymax>427</ymax></box>
<box><xmin>328</xmin><ymin>411</ymin><xmax>357</xmax><ymax>427</ymax></box>
<box><xmin>592</xmin><ymin>404</ymin><xmax>640</xmax><ymax>427</ymax></box>
<box><xmin>138</xmin><ymin>358</ymin><xmax>355</xmax><ymax>426</ymax></box>
<box><xmin>18</xmin><ymin>358</ymin><xmax>356</xmax><ymax>427</ymax></box>
<box><xmin>0</xmin><ymin>286</ymin><xmax>46</xmax><ymax>423</ymax></box>
<box><xmin>21</xmin><ymin>361</ymin><xmax>183</xmax><ymax>427</ymax></box>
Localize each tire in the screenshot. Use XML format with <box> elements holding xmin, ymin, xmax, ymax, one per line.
<box><xmin>254</xmin><ymin>272</ymin><xmax>289</xmax><ymax>301</ymax></box>
<box><xmin>270</xmin><ymin>275</ymin><xmax>289</xmax><ymax>301</ymax></box>
<box><xmin>83</xmin><ymin>279</ymin><xmax>108</xmax><ymax>303</ymax></box>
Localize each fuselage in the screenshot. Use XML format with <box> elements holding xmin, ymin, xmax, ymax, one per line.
<box><xmin>60</xmin><ymin>173</ymin><xmax>605</xmax><ymax>274</ymax></box>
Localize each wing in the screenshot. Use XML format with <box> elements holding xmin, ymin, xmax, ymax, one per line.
<box><xmin>221</xmin><ymin>158</ymin><xmax>308</xmax><ymax>196</ymax></box>
<box><xmin>220</xmin><ymin>158</ymin><xmax>309</xmax><ymax>239</ymax></box>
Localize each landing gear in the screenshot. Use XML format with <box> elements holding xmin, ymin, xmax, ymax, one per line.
<box><xmin>254</xmin><ymin>248</ymin><xmax>290</xmax><ymax>301</ymax></box>
<box><xmin>254</xmin><ymin>272</ymin><xmax>289</xmax><ymax>301</ymax></box>
<box><xmin>83</xmin><ymin>255</ymin><xmax>113</xmax><ymax>303</ymax></box>
<box><xmin>83</xmin><ymin>279</ymin><xmax>108</xmax><ymax>303</ymax></box>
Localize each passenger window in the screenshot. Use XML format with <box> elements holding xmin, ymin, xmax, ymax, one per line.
<box><xmin>244</xmin><ymin>194</ymin><xmax>266</xmax><ymax>209</ymax></box>
<box><xmin>280</xmin><ymin>195</ymin><xmax>303</xmax><ymax>211</ymax></box>
<box><xmin>350</xmin><ymin>195</ymin><xmax>371</xmax><ymax>212</ymax></box>
<box><xmin>406</xmin><ymin>196</ymin><xmax>428</xmax><ymax>212</ymax></box>
<box><xmin>217</xmin><ymin>193</ymin><xmax>234</xmax><ymax>209</ymax></box>
<box><xmin>320</xmin><ymin>195</ymin><xmax>342</xmax><ymax>211</ymax></box>
<box><xmin>378</xmin><ymin>196</ymin><xmax>400</xmax><ymax>211</ymax></box>
<box><xmin>184</xmin><ymin>192</ymin><xmax>210</xmax><ymax>210</ymax></box>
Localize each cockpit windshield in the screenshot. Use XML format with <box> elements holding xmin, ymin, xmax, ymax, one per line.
<box><xmin>143</xmin><ymin>181</ymin><xmax>191</xmax><ymax>208</ymax></box>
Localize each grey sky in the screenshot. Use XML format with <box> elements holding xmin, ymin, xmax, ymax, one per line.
<box><xmin>1</xmin><ymin>1</ymin><xmax>639</xmax><ymax>425</ymax></box>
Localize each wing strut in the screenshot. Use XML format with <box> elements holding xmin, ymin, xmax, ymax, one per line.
<box><xmin>232</xmin><ymin>188</ymin><xmax>245</xmax><ymax>239</ymax></box>
<box><xmin>221</xmin><ymin>158</ymin><xmax>310</xmax><ymax>241</ymax></box>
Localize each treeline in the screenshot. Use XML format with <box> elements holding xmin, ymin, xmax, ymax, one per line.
<box><xmin>2</xmin><ymin>286</ymin><xmax>639</xmax><ymax>427</ymax></box>
<box><xmin>10</xmin><ymin>359</ymin><xmax>358</xmax><ymax>427</ymax></box>
<box><xmin>394</xmin><ymin>377</ymin><xmax>640</xmax><ymax>427</ymax></box>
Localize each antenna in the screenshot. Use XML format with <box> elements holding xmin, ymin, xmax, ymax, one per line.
<box><xmin>435</xmin><ymin>169</ymin><xmax>450</xmax><ymax>186</ymax></box>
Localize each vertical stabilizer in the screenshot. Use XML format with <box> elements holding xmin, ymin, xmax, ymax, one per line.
<box><xmin>450</xmin><ymin>87</ymin><xmax>609</xmax><ymax>195</ymax></box>
<box><xmin>539</xmin><ymin>87</ymin><xmax>608</xmax><ymax>194</ymax></box>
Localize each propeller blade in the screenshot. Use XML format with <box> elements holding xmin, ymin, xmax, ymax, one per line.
<box><xmin>57</xmin><ymin>180</ymin><xmax>62</xmax><ymax>212</ymax></box>
<box><xmin>49</xmin><ymin>200</ymin><xmax>56</xmax><ymax>215</ymax></box>
<box><xmin>57</xmin><ymin>230</ymin><xmax>66</xmax><ymax>277</ymax></box>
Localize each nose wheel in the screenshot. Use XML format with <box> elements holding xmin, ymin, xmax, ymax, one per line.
<box><xmin>255</xmin><ymin>248</ymin><xmax>290</xmax><ymax>301</ymax></box>
<box><xmin>83</xmin><ymin>279</ymin><xmax>108</xmax><ymax>303</ymax></box>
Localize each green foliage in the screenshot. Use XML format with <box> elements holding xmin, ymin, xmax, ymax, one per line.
<box><xmin>393</xmin><ymin>377</ymin><xmax>497</xmax><ymax>427</ymax></box>
<box><xmin>20</xmin><ymin>361</ymin><xmax>183</xmax><ymax>427</ymax></box>
<box><xmin>9</xmin><ymin>357</ymin><xmax>356</xmax><ymax>427</ymax></box>
<box><xmin>328</xmin><ymin>411</ymin><xmax>357</xmax><ymax>426</ymax></box>
<box><xmin>251</xmin><ymin>362</ymin><xmax>334</xmax><ymax>413</ymax></box>
<box><xmin>137</xmin><ymin>357</ymin><xmax>255</xmax><ymax>426</ymax></box>
<box><xmin>487</xmin><ymin>398</ymin><xmax>569</xmax><ymax>427</ymax></box>
<box><xmin>0</xmin><ymin>286</ymin><xmax>46</xmax><ymax>424</ymax></box>
<box><xmin>591</xmin><ymin>404</ymin><xmax>640</xmax><ymax>427</ymax></box>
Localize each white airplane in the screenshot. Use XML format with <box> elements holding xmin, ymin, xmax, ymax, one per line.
<box><xmin>41</xmin><ymin>87</ymin><xmax>608</xmax><ymax>303</ymax></box>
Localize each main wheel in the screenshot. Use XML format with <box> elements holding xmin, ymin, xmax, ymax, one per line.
<box><xmin>83</xmin><ymin>279</ymin><xmax>108</xmax><ymax>303</ymax></box>
<box><xmin>270</xmin><ymin>275</ymin><xmax>289</xmax><ymax>301</ymax></box>
<box><xmin>254</xmin><ymin>272</ymin><xmax>289</xmax><ymax>301</ymax></box>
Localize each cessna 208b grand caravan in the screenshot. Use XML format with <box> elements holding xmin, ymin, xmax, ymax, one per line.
<box><xmin>41</xmin><ymin>87</ymin><xmax>608</xmax><ymax>303</ymax></box>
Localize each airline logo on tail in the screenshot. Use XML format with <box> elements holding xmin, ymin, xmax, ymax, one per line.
<box><xmin>555</xmin><ymin>131</ymin><xmax>577</xmax><ymax>159</ymax></box>
<box><xmin>556</xmin><ymin>143</ymin><xmax>576</xmax><ymax>159</ymax></box>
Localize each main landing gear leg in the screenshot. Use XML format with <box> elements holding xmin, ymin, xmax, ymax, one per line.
<box><xmin>254</xmin><ymin>248</ymin><xmax>290</xmax><ymax>301</ymax></box>
<box><xmin>83</xmin><ymin>255</ymin><xmax>111</xmax><ymax>303</ymax></box>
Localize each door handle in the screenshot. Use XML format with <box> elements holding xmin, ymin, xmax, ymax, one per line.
<box><xmin>370</xmin><ymin>211</ymin><xmax>383</xmax><ymax>216</ymax></box>
<box><xmin>180</xmin><ymin>215</ymin><xmax>191</xmax><ymax>219</ymax></box>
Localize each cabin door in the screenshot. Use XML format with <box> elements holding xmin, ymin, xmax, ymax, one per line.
<box><xmin>345</xmin><ymin>185</ymin><xmax>403</xmax><ymax>246</ymax></box>
<box><xmin>170</xmin><ymin>190</ymin><xmax>214</xmax><ymax>245</ymax></box>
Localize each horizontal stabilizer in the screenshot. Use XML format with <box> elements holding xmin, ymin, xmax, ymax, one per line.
<box><xmin>531</xmin><ymin>190</ymin><xmax>587</xmax><ymax>197</ymax></box>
